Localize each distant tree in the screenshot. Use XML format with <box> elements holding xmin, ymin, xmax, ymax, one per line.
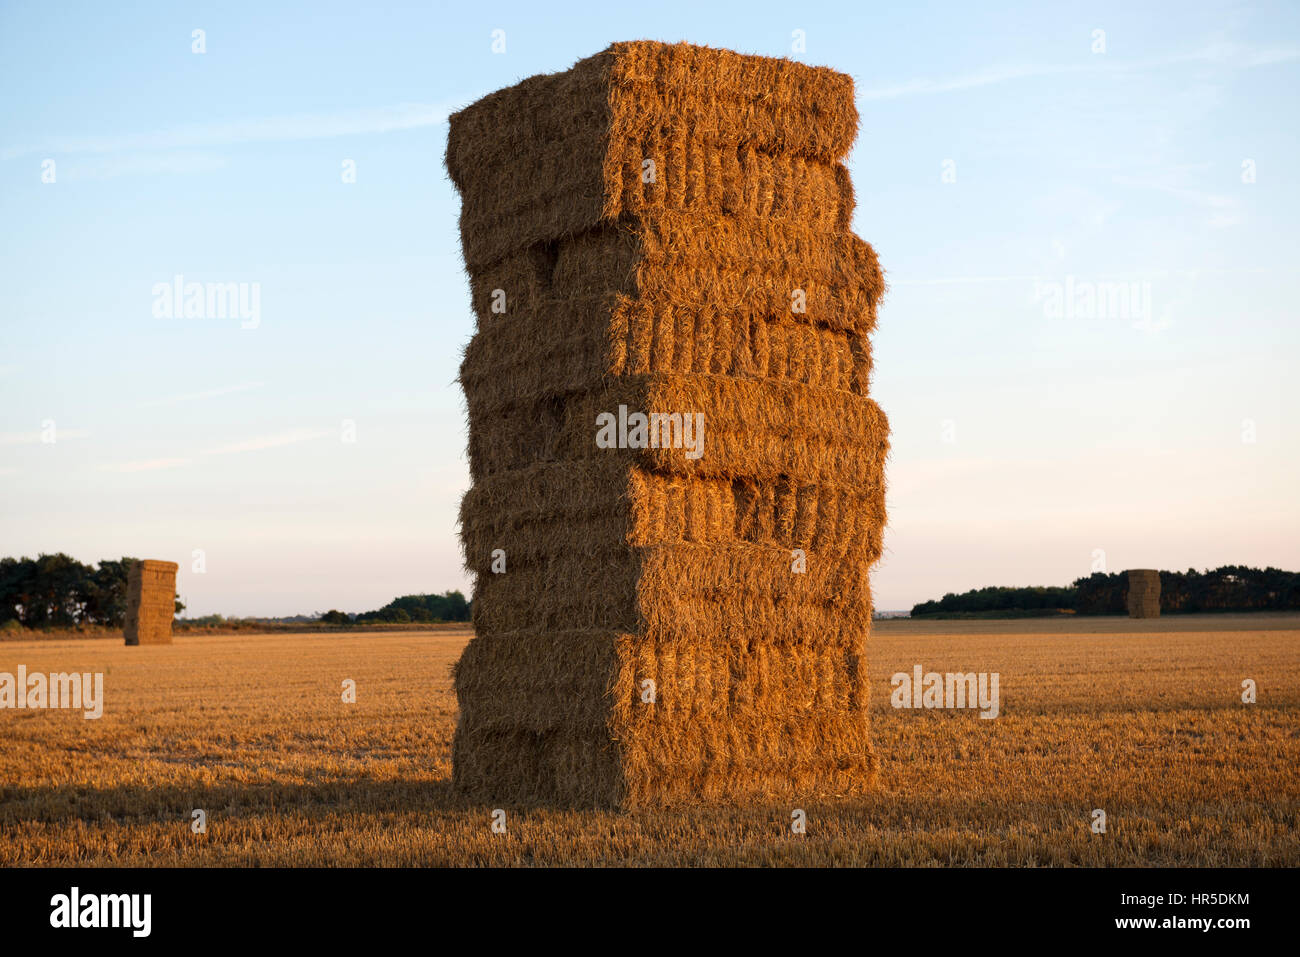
<box><xmin>354</xmin><ymin>590</ymin><xmax>471</xmax><ymax>624</ymax></box>
<box><xmin>320</xmin><ymin>609</ymin><xmax>351</xmax><ymax>625</ymax></box>
<box><xmin>914</xmin><ymin>567</ymin><xmax>1300</xmax><ymax>617</ymax></box>
<box><xmin>1071</xmin><ymin>572</ymin><xmax>1125</xmax><ymax>615</ymax></box>
<box><xmin>0</xmin><ymin>553</ymin><xmax>94</xmax><ymax>627</ymax></box>
<box><xmin>912</xmin><ymin>584</ymin><xmax>1076</xmax><ymax>617</ymax></box>
<box><xmin>0</xmin><ymin>554</ymin><xmax>186</xmax><ymax>627</ymax></box>
<box><xmin>83</xmin><ymin>557</ymin><xmax>138</xmax><ymax>626</ymax></box>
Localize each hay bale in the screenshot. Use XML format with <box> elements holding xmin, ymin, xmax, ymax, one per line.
<box><xmin>460</xmin><ymin>295</ymin><xmax>874</xmax><ymax>414</ymax></box>
<box><xmin>445</xmin><ymin>41</ymin><xmax>860</xmax><ymax>269</ymax></box>
<box><xmin>466</xmin><ymin>373</ymin><xmax>891</xmax><ymax>486</ymax></box>
<box><xmin>448</xmin><ymin>41</ymin><xmax>887</xmax><ymax>807</ymax></box>
<box><xmin>123</xmin><ymin>559</ymin><xmax>179</xmax><ymax>645</ymax></box>
<box><xmin>460</xmin><ymin>461</ymin><xmax>885</xmax><ymax>563</ymax></box>
<box><xmin>468</xmin><ymin>543</ymin><xmax>875</xmax><ymax>644</ymax></box>
<box><xmin>453</xmin><ymin>630</ymin><xmax>871</xmax><ymax>807</ymax></box>
<box><xmin>462</xmin><ymin>215</ymin><xmax>882</xmax><ymax>334</ymax></box>
<box><xmin>1126</xmin><ymin>569</ymin><xmax>1162</xmax><ymax>618</ymax></box>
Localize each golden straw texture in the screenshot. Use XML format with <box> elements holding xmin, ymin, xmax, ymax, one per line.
<box><xmin>447</xmin><ymin>40</ymin><xmax>888</xmax><ymax>807</ymax></box>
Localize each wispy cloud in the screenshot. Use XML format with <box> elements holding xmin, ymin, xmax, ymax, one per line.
<box><xmin>200</xmin><ymin>428</ymin><xmax>332</xmax><ymax>456</ymax></box>
<box><xmin>97</xmin><ymin>457</ymin><xmax>193</xmax><ymax>473</ymax></box>
<box><xmin>0</xmin><ymin>429</ymin><xmax>91</xmax><ymax>446</ymax></box>
<box><xmin>94</xmin><ymin>424</ymin><xmax>331</xmax><ymax>473</ymax></box>
<box><xmin>136</xmin><ymin>381</ymin><xmax>264</xmax><ymax>409</ymax></box>
<box><xmin>858</xmin><ymin>44</ymin><xmax>1300</xmax><ymax>101</ymax></box>
<box><xmin>1</xmin><ymin>101</ymin><xmax>459</xmax><ymax>161</ymax></box>
<box><xmin>1112</xmin><ymin>174</ymin><xmax>1243</xmax><ymax>229</ymax></box>
<box><xmin>891</xmin><ymin>275</ymin><xmax>1035</xmax><ymax>286</ymax></box>
<box><xmin>59</xmin><ymin>152</ymin><xmax>229</xmax><ymax>181</ymax></box>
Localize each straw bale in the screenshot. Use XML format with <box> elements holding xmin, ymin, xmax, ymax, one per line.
<box><xmin>460</xmin><ymin>294</ymin><xmax>874</xmax><ymax>411</ymax></box>
<box><xmin>460</xmin><ymin>460</ymin><xmax>885</xmax><ymax>568</ymax></box>
<box><xmin>124</xmin><ymin>559</ymin><xmax>178</xmax><ymax>646</ymax></box>
<box><xmin>452</xmin><ymin>628</ymin><xmax>873</xmax><ymax>807</ymax></box>
<box><xmin>446</xmin><ymin>41</ymin><xmax>859</xmax><ymax>268</ymax></box>
<box><xmin>466</xmin><ymin>373</ymin><xmax>890</xmax><ymax>487</ymax></box>
<box><xmin>1125</xmin><ymin>569</ymin><xmax>1162</xmax><ymax>618</ymax></box>
<box><xmin>447</xmin><ymin>40</ymin><xmax>885</xmax><ymax>807</ymax></box>
<box><xmin>469</xmin><ymin>540</ymin><xmax>873</xmax><ymax>648</ymax></box>
<box><xmin>465</xmin><ymin>213</ymin><xmax>882</xmax><ymax>337</ymax></box>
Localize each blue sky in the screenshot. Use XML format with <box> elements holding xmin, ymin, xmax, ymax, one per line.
<box><xmin>1</xmin><ymin>0</ymin><xmax>1297</xmax><ymax>615</ymax></box>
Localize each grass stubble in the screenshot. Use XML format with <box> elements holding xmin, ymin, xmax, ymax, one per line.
<box><xmin>1</xmin><ymin>615</ymin><xmax>1296</xmax><ymax>866</ymax></box>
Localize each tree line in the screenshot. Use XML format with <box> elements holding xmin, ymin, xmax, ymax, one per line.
<box><xmin>911</xmin><ymin>566</ymin><xmax>1300</xmax><ymax>617</ymax></box>
<box><xmin>321</xmin><ymin>591</ymin><xmax>470</xmax><ymax>625</ymax></box>
<box><xmin>0</xmin><ymin>553</ymin><xmax>183</xmax><ymax>628</ymax></box>
<box><xmin>1</xmin><ymin>553</ymin><xmax>471</xmax><ymax>631</ymax></box>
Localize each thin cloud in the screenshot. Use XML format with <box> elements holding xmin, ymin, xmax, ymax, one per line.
<box><xmin>858</xmin><ymin>44</ymin><xmax>1300</xmax><ymax>101</ymax></box>
<box><xmin>60</xmin><ymin>151</ymin><xmax>229</xmax><ymax>181</ymax></box>
<box><xmin>136</xmin><ymin>381</ymin><xmax>265</xmax><ymax>409</ymax></box>
<box><xmin>97</xmin><ymin>458</ymin><xmax>193</xmax><ymax>473</ymax></box>
<box><xmin>0</xmin><ymin>429</ymin><xmax>92</xmax><ymax>446</ymax></box>
<box><xmin>200</xmin><ymin>428</ymin><xmax>332</xmax><ymax>456</ymax></box>
<box><xmin>1112</xmin><ymin>174</ymin><xmax>1243</xmax><ymax>229</ymax></box>
<box><xmin>891</xmin><ymin>275</ymin><xmax>1034</xmax><ymax>286</ymax></box>
<box><xmin>95</xmin><ymin>421</ymin><xmax>327</xmax><ymax>470</ymax></box>
<box><xmin>1</xmin><ymin>101</ymin><xmax>459</xmax><ymax>161</ymax></box>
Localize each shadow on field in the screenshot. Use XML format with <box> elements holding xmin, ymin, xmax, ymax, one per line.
<box><xmin>0</xmin><ymin>776</ymin><xmax>470</xmax><ymax>824</ymax></box>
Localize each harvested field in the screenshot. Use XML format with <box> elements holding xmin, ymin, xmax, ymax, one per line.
<box><xmin>2</xmin><ymin>616</ymin><xmax>1296</xmax><ymax>866</ymax></box>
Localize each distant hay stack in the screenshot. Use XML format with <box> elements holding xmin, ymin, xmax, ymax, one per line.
<box><xmin>1126</xmin><ymin>569</ymin><xmax>1161</xmax><ymax>618</ymax></box>
<box><xmin>124</xmin><ymin>560</ymin><xmax>179</xmax><ymax>645</ymax></box>
<box><xmin>446</xmin><ymin>41</ymin><xmax>888</xmax><ymax>808</ymax></box>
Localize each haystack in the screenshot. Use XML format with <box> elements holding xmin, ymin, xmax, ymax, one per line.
<box><xmin>447</xmin><ymin>41</ymin><xmax>889</xmax><ymax>807</ymax></box>
<box><xmin>123</xmin><ymin>559</ymin><xmax>178</xmax><ymax>645</ymax></box>
<box><xmin>1126</xmin><ymin>568</ymin><xmax>1161</xmax><ymax>619</ymax></box>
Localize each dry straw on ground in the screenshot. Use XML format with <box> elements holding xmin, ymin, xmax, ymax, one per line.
<box><xmin>123</xmin><ymin>560</ymin><xmax>178</xmax><ymax>646</ymax></box>
<box><xmin>6</xmin><ymin>621</ymin><xmax>1297</xmax><ymax>865</ymax></box>
<box><xmin>448</xmin><ymin>40</ymin><xmax>888</xmax><ymax>807</ymax></box>
<box><xmin>1126</xmin><ymin>569</ymin><xmax>1162</xmax><ymax>618</ymax></box>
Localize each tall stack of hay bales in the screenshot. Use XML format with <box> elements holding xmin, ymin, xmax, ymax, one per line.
<box><xmin>446</xmin><ymin>41</ymin><xmax>889</xmax><ymax>807</ymax></box>
<box><xmin>123</xmin><ymin>560</ymin><xmax>179</xmax><ymax>645</ymax></box>
<box><xmin>1126</xmin><ymin>569</ymin><xmax>1161</xmax><ymax>618</ymax></box>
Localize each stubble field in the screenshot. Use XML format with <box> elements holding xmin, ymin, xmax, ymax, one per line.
<box><xmin>2</xmin><ymin>615</ymin><xmax>1297</xmax><ymax>866</ymax></box>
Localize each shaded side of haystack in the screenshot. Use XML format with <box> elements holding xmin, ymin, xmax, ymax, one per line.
<box><xmin>1126</xmin><ymin>568</ymin><xmax>1161</xmax><ymax>618</ymax></box>
<box><xmin>123</xmin><ymin>559</ymin><xmax>178</xmax><ymax>645</ymax></box>
<box><xmin>453</xmin><ymin>629</ymin><xmax>872</xmax><ymax>808</ymax></box>
<box><xmin>445</xmin><ymin>41</ymin><xmax>859</xmax><ymax>268</ymax></box>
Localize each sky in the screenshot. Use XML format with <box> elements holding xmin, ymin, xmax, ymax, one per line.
<box><xmin>1</xmin><ymin>0</ymin><xmax>1297</xmax><ymax>616</ymax></box>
